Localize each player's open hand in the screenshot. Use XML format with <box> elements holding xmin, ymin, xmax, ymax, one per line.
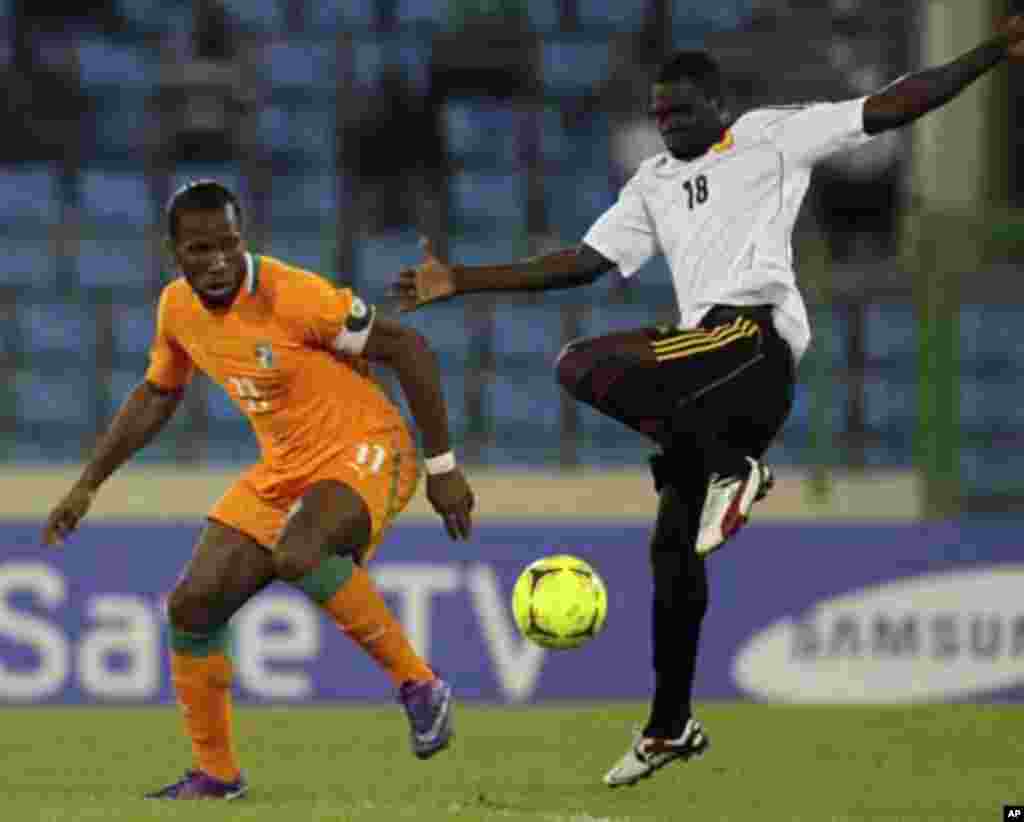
<box><xmin>1000</xmin><ymin>15</ymin><xmax>1024</xmax><ymax>59</ymax></box>
<box><xmin>426</xmin><ymin>468</ymin><xmax>474</xmax><ymax>540</ymax></box>
<box><xmin>42</xmin><ymin>483</ymin><xmax>95</xmax><ymax>547</ymax></box>
<box><xmin>391</xmin><ymin>237</ymin><xmax>457</xmax><ymax>312</ymax></box>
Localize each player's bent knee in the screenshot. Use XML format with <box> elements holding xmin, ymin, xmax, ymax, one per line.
<box><xmin>555</xmin><ymin>338</ymin><xmax>594</xmax><ymax>395</ymax></box>
<box><xmin>167</xmin><ymin>583</ymin><xmax>223</xmax><ymax>635</ymax></box>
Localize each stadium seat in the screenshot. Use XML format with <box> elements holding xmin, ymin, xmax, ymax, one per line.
<box><xmin>355</xmin><ymin>229</ymin><xmax>421</xmax><ymax>299</ymax></box>
<box><xmin>580</xmin><ymin>298</ymin><xmax>660</xmax><ymax>338</ymax></box>
<box><xmin>485</xmin><ymin>371</ymin><xmax>562</xmax><ymax>437</ymax></box>
<box><xmin>111</xmin><ymin>302</ymin><xmax>156</xmax><ymax>360</ymax></box>
<box><xmin>449</xmin><ymin>234</ymin><xmax>529</xmax><ymax>267</ymax></box>
<box><xmin>265</xmin><ymin>40</ymin><xmax>337</xmax><ymax>91</ymax></box>
<box><xmin>205</xmin><ymin>377</ymin><xmax>240</xmax><ymax>423</ymax></box>
<box><xmin>543</xmin><ymin>170</ymin><xmax>613</xmax><ymax>241</ymax></box>
<box><xmin>79</xmin><ymin>170</ymin><xmax>153</xmax><ymax>227</ymax></box>
<box><xmin>263</xmin><ymin>229</ymin><xmax>335</xmax><ymax>274</ymax></box>
<box><xmin>443</xmin><ymin>99</ymin><xmax>519</xmax><ymax>167</ymax></box>
<box><xmin>120</xmin><ymin>0</ymin><xmax>193</xmax><ymax>33</ymax></box>
<box><xmin>450</xmin><ymin>170</ymin><xmax>527</xmax><ymax>228</ymax></box>
<box><xmin>542</xmin><ymin>39</ymin><xmax>609</xmax><ymax>97</ymax></box>
<box><xmin>492</xmin><ymin>302</ymin><xmax>565</xmax><ymax>361</ymax></box>
<box><xmin>961</xmin><ymin>377</ymin><xmax>1024</xmax><ymax>431</ymax></box>
<box><xmin>76</xmin><ymin>233</ymin><xmax>154</xmax><ymax>289</ymax></box>
<box><xmin>397</xmin><ymin>300</ymin><xmax>474</xmax><ymax>368</ymax></box>
<box><xmin>18</xmin><ymin>301</ymin><xmax>97</xmax><ymax>363</ymax></box>
<box><xmin>526</xmin><ymin>0</ymin><xmax>558</xmax><ymax>31</ymax></box>
<box><xmin>15</xmin><ymin>370</ymin><xmax>93</xmax><ymax>425</ymax></box>
<box><xmin>0</xmin><ymin>166</ymin><xmax>60</xmax><ymax>223</ymax></box>
<box><xmin>0</xmin><ymin>234</ymin><xmax>57</xmax><ymax>288</ymax></box>
<box><xmin>269</xmin><ymin>174</ymin><xmax>338</xmax><ymax>222</ymax></box>
<box><xmin>395</xmin><ymin>0</ymin><xmax>446</xmax><ymax>27</ymax></box>
<box><xmin>577</xmin><ymin>0</ymin><xmax>649</xmax><ymax>30</ymax></box>
<box><xmin>221</xmin><ymin>0</ymin><xmax>283</xmax><ymax>31</ymax></box>
<box><xmin>309</xmin><ymin>0</ymin><xmax>376</xmax><ymax>30</ymax></box>
<box><xmin>960</xmin><ymin>303</ymin><xmax>1020</xmax><ymax>371</ymax></box>
<box><xmin>91</xmin><ymin>93</ymin><xmax>148</xmax><ymax>160</ymax></box>
<box><xmin>348</xmin><ymin>35</ymin><xmax>430</xmax><ymax>92</ymax></box>
<box><xmin>76</xmin><ymin>38</ymin><xmax>154</xmax><ymax>92</ymax></box>
<box><xmin>862</xmin><ymin>376</ymin><xmax>915</xmax><ymax>434</ymax></box>
<box><xmin>864</xmin><ymin>301</ymin><xmax>914</xmax><ymax>364</ymax></box>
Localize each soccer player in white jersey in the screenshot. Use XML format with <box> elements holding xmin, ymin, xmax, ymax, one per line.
<box><xmin>394</xmin><ymin>18</ymin><xmax>1024</xmax><ymax>786</ymax></box>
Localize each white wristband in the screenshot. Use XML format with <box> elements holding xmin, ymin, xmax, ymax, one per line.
<box><xmin>424</xmin><ymin>451</ymin><xmax>456</xmax><ymax>476</ymax></box>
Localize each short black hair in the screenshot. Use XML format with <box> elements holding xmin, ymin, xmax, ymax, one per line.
<box><xmin>166</xmin><ymin>179</ymin><xmax>242</xmax><ymax>241</ymax></box>
<box><xmin>656</xmin><ymin>50</ymin><xmax>724</xmax><ymax>104</ymax></box>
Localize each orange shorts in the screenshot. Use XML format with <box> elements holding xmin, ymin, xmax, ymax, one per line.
<box><xmin>208</xmin><ymin>425</ymin><xmax>420</xmax><ymax>562</ymax></box>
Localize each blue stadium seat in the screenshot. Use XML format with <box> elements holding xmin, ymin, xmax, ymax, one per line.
<box><xmin>120</xmin><ymin>0</ymin><xmax>193</xmax><ymax>33</ymax></box>
<box><xmin>493</xmin><ymin>302</ymin><xmax>565</xmax><ymax>360</ymax></box>
<box><xmin>0</xmin><ymin>234</ymin><xmax>57</xmax><ymax>288</ymax></box>
<box><xmin>449</xmin><ymin>234</ymin><xmax>529</xmax><ymax>266</ymax></box>
<box><xmin>577</xmin><ymin>0</ymin><xmax>649</xmax><ymax>30</ymax></box>
<box><xmin>580</xmin><ymin>298</ymin><xmax>659</xmax><ymax>338</ymax></box>
<box><xmin>0</xmin><ymin>166</ymin><xmax>59</xmax><ymax>222</ymax></box>
<box><xmin>526</xmin><ymin>0</ymin><xmax>558</xmax><ymax>30</ymax></box>
<box><xmin>76</xmin><ymin>234</ymin><xmax>153</xmax><ymax>289</ymax></box>
<box><xmin>863</xmin><ymin>376</ymin><xmax>915</xmax><ymax>433</ymax></box>
<box><xmin>398</xmin><ymin>301</ymin><xmax>473</xmax><ymax>367</ymax></box>
<box><xmin>485</xmin><ymin>372</ymin><xmax>562</xmax><ymax>434</ymax></box>
<box><xmin>961</xmin><ymin>377</ymin><xmax>1024</xmax><ymax>430</ymax></box>
<box><xmin>76</xmin><ymin>38</ymin><xmax>154</xmax><ymax>91</ymax></box>
<box><xmin>265</xmin><ymin>40</ymin><xmax>336</xmax><ymax>90</ymax></box>
<box><xmin>263</xmin><ymin>229</ymin><xmax>334</xmax><ymax>273</ymax></box>
<box><xmin>258</xmin><ymin>103</ymin><xmax>334</xmax><ymax>164</ymax></box>
<box><xmin>542</xmin><ymin>39</ymin><xmax>609</xmax><ymax>96</ymax></box>
<box><xmin>15</xmin><ymin>370</ymin><xmax>93</xmax><ymax>425</ymax></box>
<box><xmin>864</xmin><ymin>301</ymin><xmax>914</xmax><ymax>363</ymax></box>
<box><xmin>539</xmin><ymin>106</ymin><xmax>574</xmax><ymax>161</ymax></box>
<box><xmin>92</xmin><ymin>94</ymin><xmax>148</xmax><ymax>159</ymax></box>
<box><xmin>543</xmin><ymin>170</ymin><xmax>613</xmax><ymax>241</ymax></box>
<box><xmin>310</xmin><ymin>0</ymin><xmax>376</xmax><ymax>30</ymax></box>
<box><xmin>205</xmin><ymin>378</ymin><xmax>240</xmax><ymax>423</ymax></box>
<box><xmin>349</xmin><ymin>37</ymin><xmax>430</xmax><ymax>93</ymax></box>
<box><xmin>443</xmin><ymin>99</ymin><xmax>519</xmax><ymax>165</ymax></box>
<box><xmin>786</xmin><ymin>380</ymin><xmax>849</xmax><ymax>435</ymax></box>
<box><xmin>111</xmin><ymin>303</ymin><xmax>156</xmax><ymax>359</ymax></box>
<box><xmin>79</xmin><ymin>171</ymin><xmax>153</xmax><ymax>226</ymax></box>
<box><xmin>269</xmin><ymin>174</ymin><xmax>338</xmax><ymax>221</ymax></box>
<box><xmin>450</xmin><ymin>170</ymin><xmax>527</xmax><ymax>227</ymax></box>
<box><xmin>355</xmin><ymin>229</ymin><xmax>421</xmax><ymax>298</ymax></box>
<box><xmin>222</xmin><ymin>0</ymin><xmax>283</xmax><ymax>30</ymax></box>
<box><xmin>960</xmin><ymin>303</ymin><xmax>1021</xmax><ymax>368</ymax></box>
<box><xmin>395</xmin><ymin>0</ymin><xmax>445</xmax><ymax>26</ymax></box>
<box><xmin>18</xmin><ymin>302</ymin><xmax>97</xmax><ymax>362</ymax></box>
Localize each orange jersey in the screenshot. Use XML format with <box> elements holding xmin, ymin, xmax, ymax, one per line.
<box><xmin>145</xmin><ymin>253</ymin><xmax>406</xmax><ymax>475</ymax></box>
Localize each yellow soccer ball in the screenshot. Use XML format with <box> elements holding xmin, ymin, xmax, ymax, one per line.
<box><xmin>511</xmin><ymin>554</ymin><xmax>608</xmax><ymax>650</ymax></box>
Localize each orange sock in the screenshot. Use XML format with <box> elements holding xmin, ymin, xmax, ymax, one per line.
<box><xmin>322</xmin><ymin>565</ymin><xmax>435</xmax><ymax>686</ymax></box>
<box><xmin>170</xmin><ymin>652</ymin><xmax>240</xmax><ymax>782</ymax></box>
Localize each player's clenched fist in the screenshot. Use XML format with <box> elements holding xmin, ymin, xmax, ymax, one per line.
<box><xmin>391</xmin><ymin>236</ymin><xmax>457</xmax><ymax>312</ymax></box>
<box><xmin>426</xmin><ymin>468</ymin><xmax>474</xmax><ymax>541</ymax></box>
<box><xmin>42</xmin><ymin>483</ymin><xmax>95</xmax><ymax>547</ymax></box>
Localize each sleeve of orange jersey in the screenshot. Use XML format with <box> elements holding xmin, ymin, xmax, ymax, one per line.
<box><xmin>144</xmin><ymin>287</ymin><xmax>194</xmax><ymax>390</ymax></box>
<box><xmin>278</xmin><ymin>268</ymin><xmax>375</xmax><ymax>355</ymax></box>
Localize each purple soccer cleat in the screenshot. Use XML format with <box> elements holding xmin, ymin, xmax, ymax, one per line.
<box><xmin>144</xmin><ymin>769</ymin><xmax>247</xmax><ymax>800</ymax></box>
<box><xmin>398</xmin><ymin>677</ymin><xmax>454</xmax><ymax>759</ymax></box>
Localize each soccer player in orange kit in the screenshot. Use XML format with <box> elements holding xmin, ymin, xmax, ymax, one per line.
<box><xmin>42</xmin><ymin>180</ymin><xmax>474</xmax><ymax>800</ymax></box>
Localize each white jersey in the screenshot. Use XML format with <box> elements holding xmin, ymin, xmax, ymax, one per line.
<box><xmin>583</xmin><ymin>97</ymin><xmax>876</xmax><ymax>362</ymax></box>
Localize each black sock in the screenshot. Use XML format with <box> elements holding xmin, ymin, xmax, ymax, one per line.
<box><xmin>643</xmin><ymin>481</ymin><xmax>708</xmax><ymax>739</ymax></box>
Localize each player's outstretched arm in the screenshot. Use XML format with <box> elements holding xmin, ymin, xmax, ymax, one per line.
<box><xmin>361</xmin><ymin>316</ymin><xmax>474</xmax><ymax>540</ymax></box>
<box><xmin>863</xmin><ymin>15</ymin><xmax>1024</xmax><ymax>135</ymax></box>
<box><xmin>391</xmin><ymin>236</ymin><xmax>615</xmax><ymax>312</ymax></box>
<box><xmin>42</xmin><ymin>381</ymin><xmax>183</xmax><ymax>546</ymax></box>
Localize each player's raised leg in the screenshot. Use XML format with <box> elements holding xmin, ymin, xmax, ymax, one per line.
<box><xmin>274</xmin><ymin>476</ymin><xmax>454</xmax><ymax>760</ymax></box>
<box><xmin>147</xmin><ymin>521</ymin><xmax>275</xmax><ymax>800</ymax></box>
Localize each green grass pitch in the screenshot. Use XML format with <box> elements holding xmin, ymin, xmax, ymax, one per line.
<box><xmin>3</xmin><ymin>702</ymin><xmax>1018</xmax><ymax>821</ymax></box>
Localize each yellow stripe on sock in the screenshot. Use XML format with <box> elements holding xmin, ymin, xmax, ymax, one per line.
<box><xmin>654</xmin><ymin>320</ymin><xmax>759</xmax><ymax>362</ymax></box>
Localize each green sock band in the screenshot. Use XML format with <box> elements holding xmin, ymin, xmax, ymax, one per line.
<box><xmin>291</xmin><ymin>554</ymin><xmax>355</xmax><ymax>605</ymax></box>
<box><xmin>169</xmin><ymin>623</ymin><xmax>233</xmax><ymax>657</ymax></box>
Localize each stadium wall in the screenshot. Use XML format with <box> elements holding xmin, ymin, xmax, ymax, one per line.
<box><xmin>12</xmin><ymin>468</ymin><xmax>1022</xmax><ymax>706</ymax></box>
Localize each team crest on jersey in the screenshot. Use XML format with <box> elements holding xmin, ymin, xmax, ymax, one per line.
<box><xmin>255</xmin><ymin>343</ymin><xmax>274</xmax><ymax>369</ymax></box>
